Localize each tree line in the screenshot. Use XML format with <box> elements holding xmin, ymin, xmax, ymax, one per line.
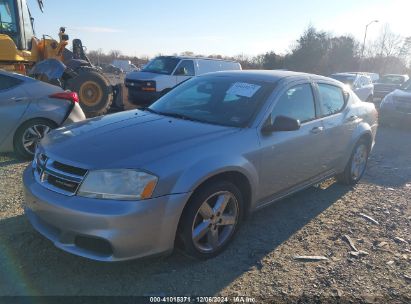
<box><xmin>87</xmin><ymin>25</ymin><xmax>411</xmax><ymax>76</ymax></box>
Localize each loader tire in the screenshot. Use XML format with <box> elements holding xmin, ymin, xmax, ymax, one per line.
<box><xmin>66</xmin><ymin>68</ymin><xmax>113</xmax><ymax>117</ymax></box>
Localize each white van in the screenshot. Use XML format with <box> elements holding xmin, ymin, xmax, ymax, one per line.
<box><xmin>125</xmin><ymin>56</ymin><xmax>242</xmax><ymax>105</ymax></box>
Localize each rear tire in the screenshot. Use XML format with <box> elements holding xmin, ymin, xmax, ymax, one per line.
<box><xmin>337</xmin><ymin>139</ymin><xmax>370</xmax><ymax>185</ymax></box>
<box><xmin>13</xmin><ymin>118</ymin><xmax>57</xmax><ymax>159</ymax></box>
<box><xmin>66</xmin><ymin>67</ymin><xmax>113</xmax><ymax>117</ymax></box>
<box><xmin>178</xmin><ymin>181</ymin><xmax>243</xmax><ymax>260</ymax></box>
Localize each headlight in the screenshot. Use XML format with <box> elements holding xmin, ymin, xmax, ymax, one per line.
<box><xmin>77</xmin><ymin>169</ymin><xmax>158</xmax><ymax>201</ymax></box>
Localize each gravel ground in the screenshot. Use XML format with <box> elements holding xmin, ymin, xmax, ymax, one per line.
<box><xmin>0</xmin><ymin>126</ymin><xmax>410</xmax><ymax>303</ymax></box>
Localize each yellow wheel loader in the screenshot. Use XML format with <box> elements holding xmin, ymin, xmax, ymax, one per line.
<box><xmin>0</xmin><ymin>0</ymin><xmax>113</xmax><ymax>117</ymax></box>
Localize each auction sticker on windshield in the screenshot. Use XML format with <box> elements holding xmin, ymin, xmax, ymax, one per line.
<box><xmin>227</xmin><ymin>82</ymin><xmax>261</xmax><ymax>98</ymax></box>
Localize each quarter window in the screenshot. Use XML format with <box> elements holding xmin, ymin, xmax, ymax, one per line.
<box><xmin>272</xmin><ymin>84</ymin><xmax>316</xmax><ymax>123</ymax></box>
<box><xmin>0</xmin><ymin>74</ymin><xmax>22</xmax><ymax>90</ymax></box>
<box><xmin>318</xmin><ymin>84</ymin><xmax>345</xmax><ymax>116</ymax></box>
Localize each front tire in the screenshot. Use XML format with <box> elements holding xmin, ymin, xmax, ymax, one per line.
<box><xmin>337</xmin><ymin>139</ymin><xmax>370</xmax><ymax>185</ymax></box>
<box><xmin>13</xmin><ymin>118</ymin><xmax>57</xmax><ymax>159</ymax></box>
<box><xmin>178</xmin><ymin>181</ymin><xmax>243</xmax><ymax>259</ymax></box>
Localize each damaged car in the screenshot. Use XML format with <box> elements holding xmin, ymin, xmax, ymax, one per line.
<box><xmin>0</xmin><ymin>70</ymin><xmax>85</xmax><ymax>158</ymax></box>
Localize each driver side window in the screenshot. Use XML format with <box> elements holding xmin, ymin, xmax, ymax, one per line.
<box><xmin>272</xmin><ymin>83</ymin><xmax>316</xmax><ymax>123</ymax></box>
<box><xmin>174</xmin><ymin>60</ymin><xmax>195</xmax><ymax>76</ymax></box>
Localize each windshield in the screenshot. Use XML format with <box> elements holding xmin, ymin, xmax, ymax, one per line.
<box><xmin>401</xmin><ymin>80</ymin><xmax>411</xmax><ymax>91</ymax></box>
<box><xmin>331</xmin><ymin>75</ymin><xmax>356</xmax><ymax>86</ymax></box>
<box><xmin>380</xmin><ymin>75</ymin><xmax>405</xmax><ymax>85</ymax></box>
<box><xmin>142</xmin><ymin>57</ymin><xmax>180</xmax><ymax>75</ymax></box>
<box><xmin>0</xmin><ymin>0</ymin><xmax>17</xmax><ymax>34</ymax></box>
<box><xmin>149</xmin><ymin>76</ymin><xmax>275</xmax><ymax>127</ymax></box>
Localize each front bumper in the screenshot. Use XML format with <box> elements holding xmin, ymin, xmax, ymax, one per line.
<box><xmin>23</xmin><ymin>166</ymin><xmax>191</xmax><ymax>261</ymax></box>
<box><xmin>127</xmin><ymin>87</ymin><xmax>161</xmax><ymax>105</ymax></box>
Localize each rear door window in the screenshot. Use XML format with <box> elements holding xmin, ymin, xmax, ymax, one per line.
<box><xmin>317</xmin><ymin>83</ymin><xmax>345</xmax><ymax>116</ymax></box>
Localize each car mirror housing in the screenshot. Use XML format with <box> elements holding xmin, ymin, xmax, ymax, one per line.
<box><xmin>262</xmin><ymin>115</ymin><xmax>301</xmax><ymax>133</ymax></box>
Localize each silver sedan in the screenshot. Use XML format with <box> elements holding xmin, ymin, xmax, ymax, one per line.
<box><xmin>23</xmin><ymin>70</ymin><xmax>378</xmax><ymax>261</ymax></box>
<box><xmin>0</xmin><ymin>70</ymin><xmax>85</xmax><ymax>158</ymax></box>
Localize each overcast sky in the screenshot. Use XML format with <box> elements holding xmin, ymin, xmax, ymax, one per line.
<box><xmin>28</xmin><ymin>0</ymin><xmax>411</xmax><ymax>57</ymax></box>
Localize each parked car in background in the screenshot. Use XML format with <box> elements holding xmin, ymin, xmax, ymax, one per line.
<box><xmin>374</xmin><ymin>74</ymin><xmax>409</xmax><ymax>99</ymax></box>
<box><xmin>125</xmin><ymin>56</ymin><xmax>242</xmax><ymax>105</ymax></box>
<box><xmin>330</xmin><ymin>73</ymin><xmax>374</xmax><ymax>102</ymax></box>
<box><xmin>102</xmin><ymin>64</ymin><xmax>123</xmax><ymax>75</ymax></box>
<box><xmin>380</xmin><ymin>79</ymin><xmax>411</xmax><ymax>127</ymax></box>
<box><xmin>112</xmin><ymin>60</ymin><xmax>139</xmax><ymax>73</ymax></box>
<box><xmin>24</xmin><ymin>70</ymin><xmax>377</xmax><ymax>261</ymax></box>
<box><xmin>0</xmin><ymin>70</ymin><xmax>86</xmax><ymax>158</ymax></box>
<box><xmin>364</xmin><ymin>72</ymin><xmax>380</xmax><ymax>83</ymax></box>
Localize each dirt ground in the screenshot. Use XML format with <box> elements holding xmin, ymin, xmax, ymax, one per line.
<box><xmin>0</xmin><ymin>126</ymin><xmax>410</xmax><ymax>303</ymax></box>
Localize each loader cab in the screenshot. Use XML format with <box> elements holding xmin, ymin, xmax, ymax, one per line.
<box><xmin>0</xmin><ymin>0</ymin><xmax>34</xmax><ymax>50</ymax></box>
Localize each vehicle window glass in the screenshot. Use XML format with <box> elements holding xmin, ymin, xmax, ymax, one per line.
<box><xmin>0</xmin><ymin>74</ymin><xmax>22</xmax><ymax>90</ymax></box>
<box><xmin>272</xmin><ymin>84</ymin><xmax>316</xmax><ymax>123</ymax></box>
<box><xmin>331</xmin><ymin>75</ymin><xmax>355</xmax><ymax>86</ymax></box>
<box><xmin>318</xmin><ymin>84</ymin><xmax>345</xmax><ymax>116</ymax></box>
<box><xmin>150</xmin><ymin>76</ymin><xmax>274</xmax><ymax>127</ymax></box>
<box><xmin>174</xmin><ymin>60</ymin><xmax>195</xmax><ymax>76</ymax></box>
<box><xmin>401</xmin><ymin>80</ymin><xmax>411</xmax><ymax>91</ymax></box>
<box><xmin>0</xmin><ymin>0</ymin><xmax>17</xmax><ymax>33</ymax></box>
<box><xmin>142</xmin><ymin>57</ymin><xmax>180</xmax><ymax>75</ymax></box>
<box><xmin>380</xmin><ymin>75</ymin><xmax>406</xmax><ymax>85</ymax></box>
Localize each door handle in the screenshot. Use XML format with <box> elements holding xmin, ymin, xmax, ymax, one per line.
<box><xmin>310</xmin><ymin>126</ymin><xmax>324</xmax><ymax>134</ymax></box>
<box><xmin>346</xmin><ymin>115</ymin><xmax>359</xmax><ymax>122</ymax></box>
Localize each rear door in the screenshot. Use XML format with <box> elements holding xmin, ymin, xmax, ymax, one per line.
<box><xmin>173</xmin><ymin>60</ymin><xmax>195</xmax><ymax>86</ymax></box>
<box><xmin>314</xmin><ymin>82</ymin><xmax>354</xmax><ymax>170</ymax></box>
<box><xmin>0</xmin><ymin>74</ymin><xmax>31</xmax><ymax>144</ymax></box>
<box><xmin>258</xmin><ymin>81</ymin><xmax>327</xmax><ymax>200</ymax></box>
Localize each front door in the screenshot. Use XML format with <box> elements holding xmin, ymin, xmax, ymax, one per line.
<box><xmin>174</xmin><ymin>60</ymin><xmax>195</xmax><ymax>86</ymax></box>
<box><xmin>258</xmin><ymin>82</ymin><xmax>327</xmax><ymax>202</ymax></box>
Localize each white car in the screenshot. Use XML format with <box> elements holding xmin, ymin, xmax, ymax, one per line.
<box><xmin>125</xmin><ymin>56</ymin><xmax>242</xmax><ymax>105</ymax></box>
<box><xmin>331</xmin><ymin>73</ymin><xmax>374</xmax><ymax>102</ymax></box>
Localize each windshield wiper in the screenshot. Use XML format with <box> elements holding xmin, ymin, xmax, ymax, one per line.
<box><xmin>141</xmin><ymin>107</ymin><xmax>159</xmax><ymax>114</ymax></box>
<box><xmin>142</xmin><ymin>108</ymin><xmax>205</xmax><ymax>123</ymax></box>
<box><xmin>158</xmin><ymin>111</ymin><xmax>204</xmax><ymax>122</ymax></box>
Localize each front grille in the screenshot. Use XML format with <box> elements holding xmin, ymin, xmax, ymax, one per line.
<box><xmin>34</xmin><ymin>155</ymin><xmax>88</xmax><ymax>196</ymax></box>
<box><xmin>125</xmin><ymin>79</ymin><xmax>145</xmax><ymax>90</ymax></box>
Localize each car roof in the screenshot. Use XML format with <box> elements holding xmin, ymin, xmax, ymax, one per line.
<box><xmin>199</xmin><ymin>70</ymin><xmax>338</xmax><ymax>84</ymax></box>
<box><xmin>156</xmin><ymin>55</ymin><xmax>239</xmax><ymax>63</ymax></box>
<box><xmin>0</xmin><ymin>69</ymin><xmax>35</xmax><ymax>82</ymax></box>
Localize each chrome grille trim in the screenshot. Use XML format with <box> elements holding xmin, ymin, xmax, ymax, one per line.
<box><xmin>33</xmin><ymin>155</ymin><xmax>88</xmax><ymax>196</ymax></box>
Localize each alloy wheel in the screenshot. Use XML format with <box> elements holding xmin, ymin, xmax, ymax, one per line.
<box><xmin>22</xmin><ymin>124</ymin><xmax>51</xmax><ymax>155</ymax></box>
<box><xmin>351</xmin><ymin>143</ymin><xmax>368</xmax><ymax>181</ymax></box>
<box><xmin>191</xmin><ymin>191</ymin><xmax>239</xmax><ymax>253</ymax></box>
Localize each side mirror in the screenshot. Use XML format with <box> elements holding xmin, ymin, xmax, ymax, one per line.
<box><xmin>262</xmin><ymin>115</ymin><xmax>301</xmax><ymax>133</ymax></box>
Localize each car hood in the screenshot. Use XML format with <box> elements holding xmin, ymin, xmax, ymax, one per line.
<box><xmin>40</xmin><ymin>110</ymin><xmax>239</xmax><ymax>169</ymax></box>
<box><xmin>125</xmin><ymin>71</ymin><xmax>166</xmax><ymax>81</ymax></box>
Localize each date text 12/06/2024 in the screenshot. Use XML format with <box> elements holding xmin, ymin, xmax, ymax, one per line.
<box><xmin>149</xmin><ymin>296</ymin><xmax>256</xmax><ymax>303</ymax></box>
